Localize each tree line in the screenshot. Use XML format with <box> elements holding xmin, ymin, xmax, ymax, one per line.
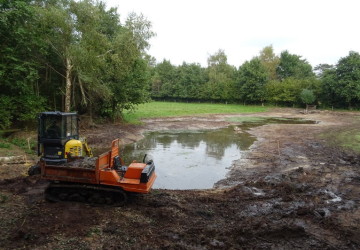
<box><xmin>150</xmin><ymin>48</ymin><xmax>360</xmax><ymax>110</ymax></box>
<box><xmin>1</xmin><ymin>0</ymin><xmax>360</xmax><ymax>129</ymax></box>
<box><xmin>1</xmin><ymin>0</ymin><xmax>154</xmax><ymax>128</ymax></box>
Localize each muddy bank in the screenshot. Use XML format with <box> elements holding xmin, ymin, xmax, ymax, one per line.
<box><xmin>0</xmin><ymin>108</ymin><xmax>359</xmax><ymax>249</ymax></box>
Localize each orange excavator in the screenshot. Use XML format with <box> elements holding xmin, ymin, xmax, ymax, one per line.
<box><xmin>28</xmin><ymin>111</ymin><xmax>156</xmax><ymax>205</ymax></box>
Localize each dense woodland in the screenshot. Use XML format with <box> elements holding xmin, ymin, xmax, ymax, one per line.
<box><xmin>1</xmin><ymin>0</ymin><xmax>360</xmax><ymax>129</ymax></box>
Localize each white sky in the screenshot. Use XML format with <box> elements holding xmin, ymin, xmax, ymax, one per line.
<box><xmin>104</xmin><ymin>0</ymin><xmax>360</xmax><ymax>67</ymax></box>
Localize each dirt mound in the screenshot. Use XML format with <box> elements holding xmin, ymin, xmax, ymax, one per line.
<box><xmin>63</xmin><ymin>157</ymin><xmax>98</xmax><ymax>169</ymax></box>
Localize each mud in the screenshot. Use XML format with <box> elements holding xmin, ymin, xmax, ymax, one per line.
<box><xmin>0</xmin><ymin>108</ymin><xmax>360</xmax><ymax>249</ymax></box>
<box><xmin>63</xmin><ymin>157</ymin><xmax>98</xmax><ymax>169</ymax></box>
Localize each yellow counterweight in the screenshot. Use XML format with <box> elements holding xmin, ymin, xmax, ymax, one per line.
<box><xmin>64</xmin><ymin>139</ymin><xmax>83</xmax><ymax>158</ymax></box>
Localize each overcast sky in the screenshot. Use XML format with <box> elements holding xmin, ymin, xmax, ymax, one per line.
<box><xmin>104</xmin><ymin>0</ymin><xmax>360</xmax><ymax>68</ymax></box>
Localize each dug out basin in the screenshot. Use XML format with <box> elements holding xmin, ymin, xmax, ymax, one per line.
<box><xmin>121</xmin><ymin>117</ymin><xmax>317</xmax><ymax>190</ymax></box>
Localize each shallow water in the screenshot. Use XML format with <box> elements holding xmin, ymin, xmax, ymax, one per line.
<box><xmin>121</xmin><ymin>117</ymin><xmax>316</xmax><ymax>190</ymax></box>
<box><xmin>122</xmin><ymin>126</ymin><xmax>254</xmax><ymax>189</ymax></box>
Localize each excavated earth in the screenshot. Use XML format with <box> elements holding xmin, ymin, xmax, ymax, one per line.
<box><xmin>0</xmin><ymin>108</ymin><xmax>360</xmax><ymax>249</ymax></box>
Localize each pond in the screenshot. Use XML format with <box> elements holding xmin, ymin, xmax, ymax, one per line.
<box><xmin>121</xmin><ymin>117</ymin><xmax>317</xmax><ymax>190</ymax></box>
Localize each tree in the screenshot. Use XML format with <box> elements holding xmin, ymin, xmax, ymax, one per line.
<box><xmin>37</xmin><ymin>0</ymin><xmax>86</xmax><ymax>112</ymax></box>
<box><xmin>259</xmin><ymin>45</ymin><xmax>280</xmax><ymax>80</ymax></box>
<box><xmin>176</xmin><ymin>63</ymin><xmax>207</xmax><ymax>100</ymax></box>
<box><xmin>266</xmin><ymin>76</ymin><xmax>320</xmax><ymax>107</ymax></box>
<box><xmin>334</xmin><ymin>51</ymin><xmax>360</xmax><ymax>108</ymax></box>
<box><xmin>35</xmin><ymin>0</ymin><xmax>153</xmax><ymax>118</ymax></box>
<box><xmin>277</xmin><ymin>50</ymin><xmax>314</xmax><ymax>80</ymax></box>
<box><xmin>151</xmin><ymin>60</ymin><xmax>177</xmax><ymax>99</ymax></box>
<box><xmin>265</xmin><ymin>78</ymin><xmax>300</xmax><ymax>106</ymax></box>
<box><xmin>69</xmin><ymin>0</ymin><xmax>115</xmax><ymax>116</ymax></box>
<box><xmin>314</xmin><ymin>63</ymin><xmax>334</xmax><ymax>78</ymax></box>
<box><xmin>205</xmin><ymin>50</ymin><xmax>235</xmax><ymax>101</ymax></box>
<box><xmin>125</xmin><ymin>12</ymin><xmax>156</xmax><ymax>54</ymax></box>
<box><xmin>207</xmin><ymin>49</ymin><xmax>228</xmax><ymax>67</ymax></box>
<box><xmin>0</xmin><ymin>0</ymin><xmax>46</xmax><ymax>128</ymax></box>
<box><xmin>300</xmin><ymin>89</ymin><xmax>316</xmax><ymax>105</ymax></box>
<box><xmin>236</xmin><ymin>58</ymin><xmax>268</xmax><ymax>105</ymax></box>
<box><xmin>319</xmin><ymin>67</ymin><xmax>343</xmax><ymax>108</ymax></box>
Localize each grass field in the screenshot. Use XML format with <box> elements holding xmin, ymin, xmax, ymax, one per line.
<box><xmin>123</xmin><ymin>101</ymin><xmax>268</xmax><ymax>124</ymax></box>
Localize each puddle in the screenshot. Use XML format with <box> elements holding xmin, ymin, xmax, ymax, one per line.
<box><xmin>119</xmin><ymin>117</ymin><xmax>317</xmax><ymax>190</ymax></box>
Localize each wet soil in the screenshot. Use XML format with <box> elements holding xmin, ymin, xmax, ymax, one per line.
<box><xmin>1</xmin><ymin>108</ymin><xmax>360</xmax><ymax>249</ymax></box>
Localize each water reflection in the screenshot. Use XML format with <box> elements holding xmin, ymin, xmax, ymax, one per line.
<box><xmin>122</xmin><ymin>126</ymin><xmax>255</xmax><ymax>190</ymax></box>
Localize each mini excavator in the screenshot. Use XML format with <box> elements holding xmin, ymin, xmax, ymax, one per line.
<box><xmin>29</xmin><ymin>111</ymin><xmax>156</xmax><ymax>205</ymax></box>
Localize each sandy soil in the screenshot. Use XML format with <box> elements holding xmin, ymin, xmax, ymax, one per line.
<box><xmin>0</xmin><ymin>108</ymin><xmax>359</xmax><ymax>249</ymax></box>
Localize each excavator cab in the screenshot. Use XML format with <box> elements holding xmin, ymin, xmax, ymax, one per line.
<box><xmin>39</xmin><ymin>112</ymin><xmax>78</xmax><ymax>140</ymax></box>
<box><xmin>38</xmin><ymin>112</ymin><xmax>91</xmax><ymax>166</ymax></box>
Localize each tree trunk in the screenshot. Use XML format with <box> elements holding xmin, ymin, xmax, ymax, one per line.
<box><xmin>78</xmin><ymin>78</ymin><xmax>87</xmax><ymax>106</ymax></box>
<box><xmin>72</xmin><ymin>76</ymin><xmax>76</xmax><ymax>111</ymax></box>
<box><xmin>89</xmin><ymin>101</ymin><xmax>93</xmax><ymax>125</ymax></box>
<box><xmin>64</xmin><ymin>57</ymin><xmax>73</xmax><ymax>112</ymax></box>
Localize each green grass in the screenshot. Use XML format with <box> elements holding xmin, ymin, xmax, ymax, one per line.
<box><xmin>335</xmin><ymin>130</ymin><xmax>360</xmax><ymax>153</ymax></box>
<box><xmin>320</xmin><ymin>128</ymin><xmax>360</xmax><ymax>153</ymax></box>
<box><xmin>0</xmin><ymin>141</ymin><xmax>11</xmax><ymax>149</ymax></box>
<box><xmin>123</xmin><ymin>101</ymin><xmax>268</xmax><ymax>124</ymax></box>
<box><xmin>9</xmin><ymin>138</ymin><xmax>36</xmax><ymax>154</ymax></box>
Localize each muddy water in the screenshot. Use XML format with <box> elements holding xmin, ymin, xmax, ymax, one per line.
<box><xmin>121</xmin><ymin>118</ymin><xmax>316</xmax><ymax>190</ymax></box>
<box><xmin>122</xmin><ymin>126</ymin><xmax>254</xmax><ymax>189</ymax></box>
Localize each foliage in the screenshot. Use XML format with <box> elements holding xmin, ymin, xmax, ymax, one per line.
<box><xmin>318</xmin><ymin>51</ymin><xmax>360</xmax><ymax>108</ymax></box>
<box><xmin>177</xmin><ymin>63</ymin><xmax>207</xmax><ymax>100</ymax></box>
<box><xmin>125</xmin><ymin>12</ymin><xmax>156</xmax><ymax>53</ymax></box>
<box><xmin>235</xmin><ymin>58</ymin><xmax>268</xmax><ymax>104</ymax></box>
<box><xmin>300</xmin><ymin>89</ymin><xmax>316</xmax><ymax>105</ymax></box>
<box><xmin>334</xmin><ymin>51</ymin><xmax>360</xmax><ymax>108</ymax></box>
<box><xmin>205</xmin><ymin>50</ymin><xmax>236</xmax><ymax>101</ymax></box>
<box><xmin>266</xmin><ymin>78</ymin><xmax>301</xmax><ymax>105</ymax></box>
<box><xmin>0</xmin><ymin>141</ymin><xmax>11</xmax><ymax>149</ymax></box>
<box><xmin>149</xmin><ymin>47</ymin><xmax>359</xmax><ymax>110</ymax></box>
<box><xmin>0</xmin><ymin>96</ymin><xmax>14</xmax><ymax>129</ymax></box>
<box><xmin>259</xmin><ymin>45</ymin><xmax>280</xmax><ymax>80</ymax></box>
<box><xmin>319</xmin><ymin>67</ymin><xmax>342</xmax><ymax>107</ymax></box>
<box><xmin>0</xmin><ymin>0</ymin><xmax>47</xmax><ymax>128</ymax></box>
<box><xmin>276</xmin><ymin>50</ymin><xmax>315</xmax><ymax>80</ymax></box>
<box><xmin>10</xmin><ymin>138</ymin><xmax>36</xmax><ymax>154</ymax></box>
<box><xmin>314</xmin><ymin>64</ymin><xmax>334</xmax><ymax>78</ymax></box>
<box><xmin>38</xmin><ymin>0</ymin><xmax>154</xmax><ymax>117</ymax></box>
<box><xmin>0</xmin><ymin>0</ymin><xmax>155</xmax><ymax>127</ymax></box>
<box><xmin>151</xmin><ymin>60</ymin><xmax>208</xmax><ymax>101</ymax></box>
<box><xmin>266</xmin><ymin>77</ymin><xmax>320</xmax><ymax>106</ymax></box>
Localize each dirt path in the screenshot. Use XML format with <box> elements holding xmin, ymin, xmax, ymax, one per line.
<box><xmin>0</xmin><ymin>108</ymin><xmax>359</xmax><ymax>249</ymax></box>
